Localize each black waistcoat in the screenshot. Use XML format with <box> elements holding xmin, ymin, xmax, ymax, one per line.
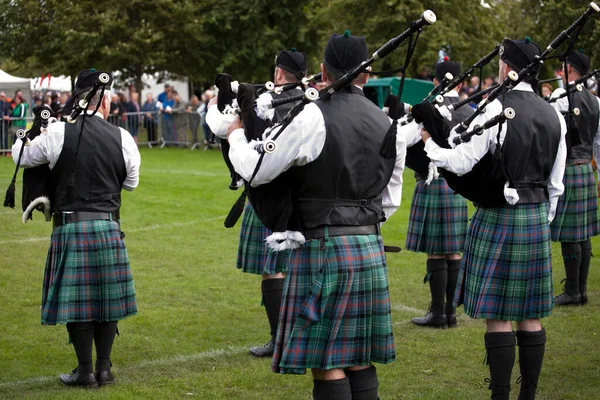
<box><xmin>567</xmin><ymin>88</ymin><xmax>599</xmax><ymax>161</ymax></box>
<box><xmin>52</xmin><ymin>116</ymin><xmax>126</xmax><ymax>212</ymax></box>
<box><xmin>408</xmin><ymin>94</ymin><xmax>474</xmax><ymax>178</ymax></box>
<box><xmin>441</xmin><ymin>90</ymin><xmax>561</xmax><ymax>206</ymax></box>
<box><xmin>500</xmin><ymin>90</ymin><xmax>561</xmax><ymax>203</ymax></box>
<box><xmin>289</xmin><ymin>86</ymin><xmax>394</xmax><ymax>229</ymax></box>
<box><xmin>272</xmin><ymin>88</ymin><xmax>304</xmax><ymax>123</ymax></box>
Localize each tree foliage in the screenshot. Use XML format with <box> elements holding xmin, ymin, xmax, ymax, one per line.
<box><xmin>0</xmin><ymin>0</ymin><xmax>597</xmax><ymax>91</ymax></box>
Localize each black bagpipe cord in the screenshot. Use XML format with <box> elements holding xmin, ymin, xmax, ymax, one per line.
<box><xmin>64</xmin><ymin>84</ymin><xmax>106</xmax><ymax>203</ymax></box>
<box><xmin>3</xmin><ymin>130</ymin><xmax>29</xmax><ymax>208</ymax></box>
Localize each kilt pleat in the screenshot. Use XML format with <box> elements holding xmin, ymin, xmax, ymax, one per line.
<box><xmin>405</xmin><ymin>178</ymin><xmax>468</xmax><ymax>254</ymax></box>
<box><xmin>454</xmin><ymin>204</ymin><xmax>553</xmax><ymax>321</ymax></box>
<box><xmin>550</xmin><ymin>163</ymin><xmax>599</xmax><ymax>242</ymax></box>
<box><xmin>237</xmin><ymin>203</ymin><xmax>287</xmax><ymax>275</ymax></box>
<box><xmin>272</xmin><ymin>233</ymin><xmax>395</xmax><ymax>374</ymax></box>
<box><xmin>41</xmin><ymin>220</ymin><xmax>137</xmax><ymax>325</ymax></box>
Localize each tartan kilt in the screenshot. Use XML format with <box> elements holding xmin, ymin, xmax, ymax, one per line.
<box><xmin>550</xmin><ymin>163</ymin><xmax>599</xmax><ymax>242</ymax></box>
<box><xmin>236</xmin><ymin>203</ymin><xmax>287</xmax><ymax>275</ymax></box>
<box><xmin>405</xmin><ymin>177</ymin><xmax>469</xmax><ymax>254</ymax></box>
<box><xmin>41</xmin><ymin>220</ymin><xmax>137</xmax><ymax>325</ymax></box>
<box><xmin>454</xmin><ymin>203</ymin><xmax>553</xmax><ymax>321</ymax></box>
<box><xmin>272</xmin><ymin>233</ymin><xmax>396</xmax><ymax>374</ymax></box>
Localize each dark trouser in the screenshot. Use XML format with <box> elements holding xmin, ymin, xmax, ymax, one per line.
<box><xmin>145</xmin><ymin>120</ymin><xmax>157</xmax><ymax>142</ymax></box>
<box><xmin>190</xmin><ymin>118</ymin><xmax>200</xmax><ymax>143</ymax></box>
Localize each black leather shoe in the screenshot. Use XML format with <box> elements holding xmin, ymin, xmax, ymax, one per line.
<box><xmin>554</xmin><ymin>292</ymin><xmax>582</xmax><ymax>306</ymax></box>
<box><xmin>96</xmin><ymin>370</ymin><xmax>115</xmax><ymax>386</ymax></box>
<box><xmin>411</xmin><ymin>312</ymin><xmax>447</xmax><ymax>328</ymax></box>
<box><xmin>249</xmin><ymin>340</ymin><xmax>275</xmax><ymax>357</ymax></box>
<box><xmin>581</xmin><ymin>293</ymin><xmax>588</xmax><ymax>305</ymax></box>
<box><xmin>447</xmin><ymin>314</ymin><xmax>457</xmax><ymax>328</ymax></box>
<box><xmin>60</xmin><ymin>368</ymin><xmax>99</xmax><ymax>388</ymax></box>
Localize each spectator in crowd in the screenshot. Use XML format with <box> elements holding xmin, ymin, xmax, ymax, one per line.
<box><xmin>44</xmin><ymin>95</ymin><xmax>53</xmax><ymax>107</ymax></box>
<box><xmin>0</xmin><ymin>92</ymin><xmax>8</xmax><ymax>151</ymax></box>
<box><xmin>417</xmin><ymin>66</ymin><xmax>434</xmax><ymax>81</ymax></box>
<box><xmin>541</xmin><ymin>83</ymin><xmax>553</xmax><ymax>99</ymax></box>
<box><xmin>187</xmin><ymin>95</ymin><xmax>202</xmax><ymax>146</ymax></box>
<box><xmin>10</xmin><ymin>90</ymin><xmax>23</xmax><ymax>111</ymax></box>
<box><xmin>117</xmin><ymin>93</ymin><xmax>128</xmax><ymax>128</ymax></box>
<box><xmin>157</xmin><ymin>84</ymin><xmax>171</xmax><ymax>106</ymax></box>
<box><xmin>125</xmin><ymin>92</ymin><xmax>141</xmax><ymax>143</ymax></box>
<box><xmin>142</xmin><ymin>93</ymin><xmax>158</xmax><ymax>143</ymax></box>
<box><xmin>33</xmin><ymin>96</ymin><xmax>43</xmax><ymax>109</ymax></box>
<box><xmin>59</xmin><ymin>92</ymin><xmax>69</xmax><ymax>109</ymax></box>
<box><xmin>160</xmin><ymin>90</ymin><xmax>175</xmax><ymax>144</ymax></box>
<box><xmin>171</xmin><ymin>91</ymin><xmax>188</xmax><ymax>144</ymax></box>
<box><xmin>10</xmin><ymin>95</ymin><xmax>28</xmax><ymax>143</ymax></box>
<box><xmin>109</xmin><ymin>93</ymin><xmax>123</xmax><ymax>126</ymax></box>
<box><xmin>201</xmin><ymin>90</ymin><xmax>215</xmax><ymax>148</ymax></box>
<box><xmin>482</xmin><ymin>75</ymin><xmax>496</xmax><ymax>90</ymax></box>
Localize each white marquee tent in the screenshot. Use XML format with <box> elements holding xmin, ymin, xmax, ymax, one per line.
<box><xmin>0</xmin><ymin>69</ymin><xmax>32</xmax><ymax>102</ymax></box>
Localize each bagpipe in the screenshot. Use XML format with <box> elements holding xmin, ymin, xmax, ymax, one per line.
<box><xmin>547</xmin><ymin>68</ymin><xmax>600</xmax><ymax>104</ymax></box>
<box><xmin>435</xmin><ymin>44</ymin><xmax>500</xmax><ymax>102</ymax></box>
<box><xmin>3</xmin><ymin>105</ymin><xmax>57</xmax><ymax>222</ymax></box>
<box><xmin>413</xmin><ymin>2</ymin><xmax>599</xmax><ymax>206</ymax></box>
<box><xmin>226</xmin><ymin>10</ymin><xmax>437</xmax><ymax>238</ymax></box>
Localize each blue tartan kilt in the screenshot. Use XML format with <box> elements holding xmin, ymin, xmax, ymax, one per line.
<box><xmin>454</xmin><ymin>203</ymin><xmax>553</xmax><ymax>321</ymax></box>
<box><xmin>272</xmin><ymin>232</ymin><xmax>396</xmax><ymax>374</ymax></box>
<box><xmin>237</xmin><ymin>203</ymin><xmax>287</xmax><ymax>275</ymax></box>
<box><xmin>41</xmin><ymin>219</ymin><xmax>137</xmax><ymax>325</ymax></box>
<box><xmin>550</xmin><ymin>163</ymin><xmax>599</xmax><ymax>242</ymax></box>
<box><xmin>405</xmin><ymin>177</ymin><xmax>469</xmax><ymax>254</ymax></box>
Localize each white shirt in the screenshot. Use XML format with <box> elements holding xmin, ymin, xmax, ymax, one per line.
<box><xmin>550</xmin><ymin>86</ymin><xmax>600</xmax><ymax>171</ymax></box>
<box><xmin>12</xmin><ymin>113</ymin><xmax>141</xmax><ymax>191</ymax></box>
<box><xmin>423</xmin><ymin>81</ymin><xmax>567</xmax><ymax>221</ymax></box>
<box><xmin>228</xmin><ymin>97</ymin><xmax>407</xmax><ymax>221</ymax></box>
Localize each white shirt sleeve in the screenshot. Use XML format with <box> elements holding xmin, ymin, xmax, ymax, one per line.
<box><xmin>397</xmin><ymin>119</ymin><xmax>421</xmax><ymax>148</ymax></box>
<box><xmin>381</xmin><ymin>132</ymin><xmax>406</xmax><ymax>221</ymax></box>
<box><xmin>206</xmin><ymin>104</ymin><xmax>235</xmax><ymax>139</ymax></box>
<box><xmin>423</xmin><ymin>100</ymin><xmax>502</xmax><ymax>176</ymax></box>
<box><xmin>547</xmin><ymin>109</ymin><xmax>567</xmax><ymax>222</ymax></box>
<box><xmin>12</xmin><ymin>120</ymin><xmax>65</xmax><ymax>169</ymax></box>
<box><xmin>227</xmin><ymin>102</ymin><xmax>326</xmax><ymax>186</ymax></box>
<box><xmin>120</xmin><ymin>127</ymin><xmax>141</xmax><ymax>191</ymax></box>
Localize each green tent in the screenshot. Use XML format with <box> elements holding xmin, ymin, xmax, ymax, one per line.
<box><xmin>363</xmin><ymin>77</ymin><xmax>434</xmax><ymax>108</ymax></box>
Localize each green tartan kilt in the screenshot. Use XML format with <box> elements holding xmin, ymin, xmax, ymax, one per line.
<box><xmin>454</xmin><ymin>203</ymin><xmax>553</xmax><ymax>321</ymax></box>
<box><xmin>237</xmin><ymin>203</ymin><xmax>287</xmax><ymax>275</ymax></box>
<box><xmin>550</xmin><ymin>163</ymin><xmax>599</xmax><ymax>242</ymax></box>
<box><xmin>41</xmin><ymin>220</ymin><xmax>137</xmax><ymax>325</ymax></box>
<box><xmin>272</xmin><ymin>232</ymin><xmax>396</xmax><ymax>374</ymax></box>
<box><xmin>405</xmin><ymin>177</ymin><xmax>469</xmax><ymax>254</ymax></box>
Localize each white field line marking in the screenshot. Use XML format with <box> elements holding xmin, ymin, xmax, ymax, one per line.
<box><xmin>142</xmin><ymin>169</ymin><xmax>226</xmax><ymax>177</ymax></box>
<box><xmin>392</xmin><ymin>304</ymin><xmax>426</xmax><ymax>314</ymax></box>
<box><xmin>0</xmin><ymin>215</ymin><xmax>226</xmax><ymax>245</ymax></box>
<box><xmin>0</xmin><ymin>346</ymin><xmax>246</xmax><ymax>389</ymax></box>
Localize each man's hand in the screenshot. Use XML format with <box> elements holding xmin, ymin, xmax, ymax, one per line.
<box><xmin>421</xmin><ymin>128</ymin><xmax>431</xmax><ymax>143</ymax></box>
<box><xmin>226</xmin><ymin>116</ymin><xmax>243</xmax><ymax>139</ymax></box>
<box><xmin>208</xmin><ymin>96</ymin><xmax>218</xmax><ymax>108</ymax></box>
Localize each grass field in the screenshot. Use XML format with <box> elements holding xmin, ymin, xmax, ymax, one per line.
<box><xmin>0</xmin><ymin>147</ymin><xmax>599</xmax><ymax>400</ymax></box>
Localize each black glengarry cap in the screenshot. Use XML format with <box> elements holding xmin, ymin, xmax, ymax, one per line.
<box><xmin>276</xmin><ymin>48</ymin><xmax>308</xmax><ymax>80</ymax></box>
<box><xmin>323</xmin><ymin>30</ymin><xmax>368</xmax><ymax>75</ymax></box>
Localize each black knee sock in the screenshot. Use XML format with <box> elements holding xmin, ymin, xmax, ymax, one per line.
<box><xmin>426</xmin><ymin>259</ymin><xmax>448</xmax><ymax>316</ymax></box>
<box><xmin>446</xmin><ymin>259</ymin><xmax>461</xmax><ymax>315</ymax></box>
<box><xmin>346</xmin><ymin>366</ymin><xmax>378</xmax><ymax>400</ymax></box>
<box><xmin>67</xmin><ymin>322</ymin><xmax>95</xmax><ymax>375</ymax></box>
<box><xmin>485</xmin><ymin>331</ymin><xmax>516</xmax><ymax>400</ymax></box>
<box><xmin>516</xmin><ymin>329</ymin><xmax>546</xmax><ymax>400</ymax></box>
<box><xmin>580</xmin><ymin>239</ymin><xmax>592</xmax><ymax>297</ymax></box>
<box><xmin>262</xmin><ymin>278</ymin><xmax>284</xmax><ymax>342</ymax></box>
<box><xmin>560</xmin><ymin>242</ymin><xmax>581</xmax><ymax>295</ymax></box>
<box><xmin>312</xmin><ymin>377</ymin><xmax>352</xmax><ymax>400</ymax></box>
<box><xmin>94</xmin><ymin>322</ymin><xmax>118</xmax><ymax>371</ymax></box>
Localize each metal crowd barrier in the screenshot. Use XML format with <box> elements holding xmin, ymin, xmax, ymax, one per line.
<box><xmin>0</xmin><ymin>110</ymin><xmax>217</xmax><ymax>154</ymax></box>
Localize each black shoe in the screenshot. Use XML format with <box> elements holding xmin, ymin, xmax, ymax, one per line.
<box><xmin>447</xmin><ymin>314</ymin><xmax>457</xmax><ymax>328</ymax></box>
<box><xmin>554</xmin><ymin>292</ymin><xmax>582</xmax><ymax>306</ymax></box>
<box><xmin>95</xmin><ymin>370</ymin><xmax>115</xmax><ymax>386</ymax></box>
<box><xmin>411</xmin><ymin>312</ymin><xmax>447</xmax><ymax>328</ymax></box>
<box><xmin>60</xmin><ymin>368</ymin><xmax>99</xmax><ymax>388</ymax></box>
<box><xmin>249</xmin><ymin>340</ymin><xmax>275</xmax><ymax>357</ymax></box>
<box><xmin>581</xmin><ymin>293</ymin><xmax>588</xmax><ymax>305</ymax></box>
